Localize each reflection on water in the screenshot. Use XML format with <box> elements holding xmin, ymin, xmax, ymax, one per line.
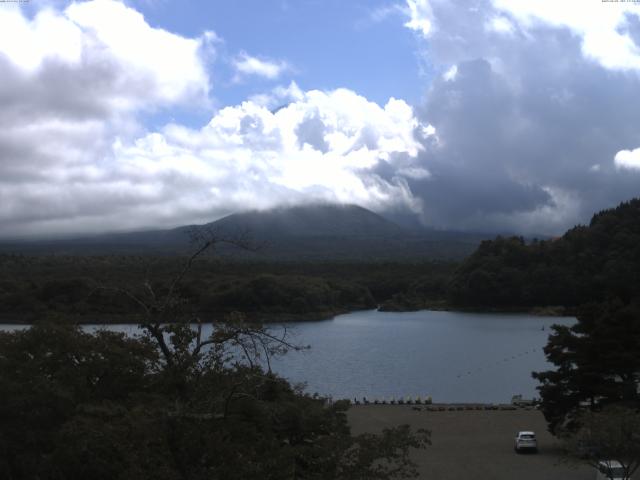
<box><xmin>0</xmin><ymin>309</ymin><xmax>574</xmax><ymax>403</ymax></box>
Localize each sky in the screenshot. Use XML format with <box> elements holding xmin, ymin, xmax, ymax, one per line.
<box><xmin>1</xmin><ymin>0</ymin><xmax>640</xmax><ymax>238</ymax></box>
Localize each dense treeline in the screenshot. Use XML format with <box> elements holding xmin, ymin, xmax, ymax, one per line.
<box><xmin>4</xmin><ymin>199</ymin><xmax>640</xmax><ymax>321</ymax></box>
<box><xmin>0</xmin><ymin>256</ymin><xmax>455</xmax><ymax>322</ymax></box>
<box><xmin>449</xmin><ymin>198</ymin><xmax>640</xmax><ymax>309</ymax></box>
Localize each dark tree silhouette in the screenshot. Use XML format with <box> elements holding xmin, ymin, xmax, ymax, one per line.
<box><xmin>533</xmin><ymin>302</ymin><xmax>640</xmax><ymax>434</ymax></box>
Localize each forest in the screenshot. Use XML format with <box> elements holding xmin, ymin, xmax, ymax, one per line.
<box><xmin>448</xmin><ymin>198</ymin><xmax>640</xmax><ymax>310</ymax></box>
<box><xmin>0</xmin><ymin>256</ymin><xmax>455</xmax><ymax>323</ymax></box>
<box><xmin>2</xmin><ymin>198</ymin><xmax>640</xmax><ymax>323</ymax></box>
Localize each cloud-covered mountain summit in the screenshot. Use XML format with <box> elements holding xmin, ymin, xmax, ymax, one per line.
<box><xmin>210</xmin><ymin>203</ymin><xmax>403</xmax><ymax>238</ymax></box>
<box><xmin>1</xmin><ymin>203</ymin><xmax>486</xmax><ymax>260</ymax></box>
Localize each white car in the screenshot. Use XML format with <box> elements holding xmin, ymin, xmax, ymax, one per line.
<box><xmin>514</xmin><ymin>431</ymin><xmax>537</xmax><ymax>453</ymax></box>
<box><xmin>595</xmin><ymin>460</ymin><xmax>629</xmax><ymax>480</ymax></box>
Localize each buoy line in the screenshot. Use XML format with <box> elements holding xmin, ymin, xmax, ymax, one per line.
<box><xmin>454</xmin><ymin>347</ymin><xmax>539</xmax><ymax>379</ymax></box>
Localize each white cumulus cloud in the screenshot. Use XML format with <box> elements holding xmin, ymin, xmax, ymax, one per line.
<box><xmin>442</xmin><ymin>65</ymin><xmax>458</xmax><ymax>81</ymax></box>
<box><xmin>249</xmin><ymin>81</ymin><xmax>304</xmax><ymax>109</ymax></box>
<box><xmin>112</xmin><ymin>88</ymin><xmax>427</xmax><ymax>224</ymax></box>
<box><xmin>0</xmin><ymin>0</ymin><xmax>215</xmax><ymax>237</ymax></box>
<box><xmin>0</xmin><ymin>0</ymin><xmax>210</xmax><ymax>109</ymax></box>
<box><xmin>492</xmin><ymin>0</ymin><xmax>640</xmax><ymax>71</ymax></box>
<box><xmin>485</xmin><ymin>16</ymin><xmax>515</xmax><ymax>35</ymax></box>
<box><xmin>404</xmin><ymin>0</ymin><xmax>434</xmax><ymax>38</ymax></box>
<box><xmin>0</xmin><ymin>73</ymin><xmax>428</xmax><ymax>236</ymax></box>
<box><xmin>233</xmin><ymin>51</ymin><xmax>290</xmax><ymax>80</ymax></box>
<box><xmin>615</xmin><ymin>147</ymin><xmax>640</xmax><ymax>170</ymax></box>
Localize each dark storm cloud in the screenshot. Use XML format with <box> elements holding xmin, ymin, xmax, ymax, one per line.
<box><xmin>390</xmin><ymin>0</ymin><xmax>640</xmax><ymax>233</ymax></box>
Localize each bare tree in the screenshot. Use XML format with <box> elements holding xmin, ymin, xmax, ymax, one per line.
<box><xmin>95</xmin><ymin>227</ymin><xmax>306</xmax><ymax>396</ymax></box>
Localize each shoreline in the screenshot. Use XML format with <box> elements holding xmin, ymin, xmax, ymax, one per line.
<box><xmin>379</xmin><ymin>300</ymin><xmax>575</xmax><ymax>317</ymax></box>
<box><xmin>0</xmin><ymin>304</ymin><xmax>575</xmax><ymax>325</ymax></box>
<box><xmin>0</xmin><ymin>308</ymin><xmax>354</xmax><ymax>325</ymax></box>
<box><xmin>347</xmin><ymin>402</ymin><xmax>536</xmax><ymax>411</ymax></box>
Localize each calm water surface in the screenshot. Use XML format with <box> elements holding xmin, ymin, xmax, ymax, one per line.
<box><xmin>1</xmin><ymin>310</ymin><xmax>574</xmax><ymax>403</ymax></box>
<box><xmin>269</xmin><ymin>309</ymin><xmax>573</xmax><ymax>403</ymax></box>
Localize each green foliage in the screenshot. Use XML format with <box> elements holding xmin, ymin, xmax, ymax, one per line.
<box><xmin>202</xmin><ymin>274</ymin><xmax>375</xmax><ymax>314</ymax></box>
<box><xmin>0</xmin><ymin>324</ymin><xmax>158</xmax><ymax>479</ymax></box>
<box><xmin>0</xmin><ymin>323</ymin><xmax>429</xmax><ymax>480</ymax></box>
<box><xmin>449</xmin><ymin>198</ymin><xmax>640</xmax><ymax>308</ymax></box>
<box><xmin>0</xmin><ymin>256</ymin><xmax>455</xmax><ymax>322</ymax></box>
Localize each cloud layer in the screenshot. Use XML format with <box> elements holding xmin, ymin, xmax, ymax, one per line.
<box><xmin>0</xmin><ymin>1</ymin><xmax>427</xmax><ymax>237</ymax></box>
<box><xmin>401</xmin><ymin>0</ymin><xmax>640</xmax><ymax>233</ymax></box>
<box><xmin>2</xmin><ymin>0</ymin><xmax>640</xmax><ymax>238</ymax></box>
<box><xmin>0</xmin><ymin>0</ymin><xmax>211</xmax><ymax>236</ymax></box>
<box><xmin>109</xmin><ymin>88</ymin><xmax>426</xmax><ymax>230</ymax></box>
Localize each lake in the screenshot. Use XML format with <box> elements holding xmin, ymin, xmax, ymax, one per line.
<box><xmin>269</xmin><ymin>309</ymin><xmax>573</xmax><ymax>403</ymax></box>
<box><xmin>0</xmin><ymin>309</ymin><xmax>574</xmax><ymax>404</ymax></box>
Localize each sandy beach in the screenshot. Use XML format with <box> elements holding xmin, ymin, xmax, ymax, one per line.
<box><xmin>348</xmin><ymin>405</ymin><xmax>600</xmax><ymax>480</ymax></box>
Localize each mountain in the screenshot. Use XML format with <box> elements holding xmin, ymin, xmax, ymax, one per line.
<box><xmin>209</xmin><ymin>203</ymin><xmax>403</xmax><ymax>238</ymax></box>
<box><xmin>0</xmin><ymin>203</ymin><xmax>487</xmax><ymax>260</ymax></box>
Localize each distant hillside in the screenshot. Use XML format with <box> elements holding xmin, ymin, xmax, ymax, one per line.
<box><xmin>210</xmin><ymin>203</ymin><xmax>403</xmax><ymax>238</ymax></box>
<box><xmin>449</xmin><ymin>198</ymin><xmax>640</xmax><ymax>308</ymax></box>
<box><xmin>0</xmin><ymin>204</ymin><xmax>487</xmax><ymax>260</ymax></box>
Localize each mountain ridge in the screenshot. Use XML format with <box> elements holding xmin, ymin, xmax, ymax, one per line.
<box><xmin>0</xmin><ymin>203</ymin><xmax>488</xmax><ymax>260</ymax></box>
<box><xmin>204</xmin><ymin>203</ymin><xmax>404</xmax><ymax>238</ymax></box>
